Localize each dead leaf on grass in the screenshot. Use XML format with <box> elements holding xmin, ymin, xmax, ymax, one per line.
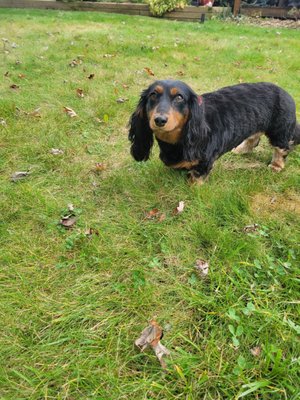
<box><xmin>69</xmin><ymin>58</ymin><xmax>82</xmax><ymax>67</ymax></box>
<box><xmin>144</xmin><ymin>67</ymin><xmax>155</xmax><ymax>76</ymax></box>
<box><xmin>4</xmin><ymin>71</ymin><xmax>9</xmax><ymax>77</ymax></box>
<box><xmin>18</xmin><ymin>73</ymin><xmax>26</xmax><ymax>79</ymax></box>
<box><xmin>173</xmin><ymin>201</ymin><xmax>185</xmax><ymax>215</ymax></box>
<box><xmin>243</xmin><ymin>224</ymin><xmax>259</xmax><ymax>233</ymax></box>
<box><xmin>135</xmin><ymin>319</ymin><xmax>170</xmax><ymax>369</ymax></box>
<box><xmin>250</xmin><ymin>346</ymin><xmax>261</xmax><ymax>357</ymax></box>
<box><xmin>87</xmin><ymin>73</ymin><xmax>95</xmax><ymax>80</ymax></box>
<box><xmin>0</xmin><ymin>118</ymin><xmax>7</xmax><ymax>126</ymax></box>
<box><xmin>143</xmin><ymin>208</ymin><xmax>165</xmax><ymax>222</ymax></box>
<box><xmin>50</xmin><ymin>148</ymin><xmax>64</xmax><ymax>155</ymax></box>
<box><xmin>195</xmin><ymin>259</ymin><xmax>209</xmax><ymax>278</ymax></box>
<box><xmin>85</xmin><ymin>227</ymin><xmax>100</xmax><ymax>237</ymax></box>
<box><xmin>11</xmin><ymin>171</ymin><xmax>30</xmax><ymax>182</ymax></box>
<box><xmin>63</xmin><ymin>106</ymin><xmax>77</xmax><ymax>118</ymax></box>
<box><xmin>116</xmin><ymin>97</ymin><xmax>128</xmax><ymax>104</ymax></box>
<box><xmin>10</xmin><ymin>84</ymin><xmax>19</xmax><ymax>90</ymax></box>
<box><xmin>60</xmin><ymin>215</ymin><xmax>77</xmax><ymax>229</ymax></box>
<box><xmin>76</xmin><ymin>88</ymin><xmax>84</xmax><ymax>98</ymax></box>
<box><xmin>93</xmin><ymin>162</ymin><xmax>107</xmax><ymax>172</ymax></box>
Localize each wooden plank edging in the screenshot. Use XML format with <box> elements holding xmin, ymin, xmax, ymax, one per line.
<box><xmin>0</xmin><ymin>0</ymin><xmax>227</xmax><ymax>21</ymax></box>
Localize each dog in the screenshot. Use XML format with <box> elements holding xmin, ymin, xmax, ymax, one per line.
<box><xmin>128</xmin><ymin>80</ymin><xmax>300</xmax><ymax>184</ymax></box>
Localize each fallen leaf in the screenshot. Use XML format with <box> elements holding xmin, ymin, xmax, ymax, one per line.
<box><xmin>195</xmin><ymin>259</ymin><xmax>209</xmax><ymax>277</ymax></box>
<box><xmin>173</xmin><ymin>201</ymin><xmax>185</xmax><ymax>215</ymax></box>
<box><xmin>243</xmin><ymin>224</ymin><xmax>259</xmax><ymax>233</ymax></box>
<box><xmin>67</xmin><ymin>203</ymin><xmax>74</xmax><ymax>212</ymax></box>
<box><xmin>76</xmin><ymin>88</ymin><xmax>84</xmax><ymax>98</ymax></box>
<box><xmin>250</xmin><ymin>346</ymin><xmax>261</xmax><ymax>357</ymax></box>
<box><xmin>87</xmin><ymin>73</ymin><xmax>95</xmax><ymax>80</ymax></box>
<box><xmin>0</xmin><ymin>118</ymin><xmax>7</xmax><ymax>126</ymax></box>
<box><xmin>103</xmin><ymin>53</ymin><xmax>116</xmax><ymax>58</ymax></box>
<box><xmin>69</xmin><ymin>59</ymin><xmax>82</xmax><ymax>67</ymax></box>
<box><xmin>177</xmin><ymin>71</ymin><xmax>185</xmax><ymax>77</ymax></box>
<box><xmin>85</xmin><ymin>227</ymin><xmax>100</xmax><ymax>237</ymax></box>
<box><xmin>4</xmin><ymin>71</ymin><xmax>9</xmax><ymax>77</ymax></box>
<box><xmin>10</xmin><ymin>84</ymin><xmax>19</xmax><ymax>90</ymax></box>
<box><xmin>30</xmin><ymin>108</ymin><xmax>41</xmax><ymax>118</ymax></box>
<box><xmin>143</xmin><ymin>208</ymin><xmax>159</xmax><ymax>220</ymax></box>
<box><xmin>93</xmin><ymin>162</ymin><xmax>107</xmax><ymax>172</ymax></box>
<box><xmin>15</xmin><ymin>60</ymin><xmax>22</xmax><ymax>65</ymax></box>
<box><xmin>50</xmin><ymin>148</ymin><xmax>64</xmax><ymax>155</ymax></box>
<box><xmin>122</xmin><ymin>84</ymin><xmax>129</xmax><ymax>89</ymax></box>
<box><xmin>63</xmin><ymin>106</ymin><xmax>77</xmax><ymax>118</ymax></box>
<box><xmin>116</xmin><ymin>98</ymin><xmax>128</xmax><ymax>104</ymax></box>
<box><xmin>144</xmin><ymin>67</ymin><xmax>155</xmax><ymax>76</ymax></box>
<box><xmin>135</xmin><ymin>320</ymin><xmax>170</xmax><ymax>369</ymax></box>
<box><xmin>60</xmin><ymin>215</ymin><xmax>77</xmax><ymax>229</ymax></box>
<box><xmin>18</xmin><ymin>73</ymin><xmax>26</xmax><ymax>79</ymax></box>
<box><xmin>11</xmin><ymin>171</ymin><xmax>29</xmax><ymax>182</ymax></box>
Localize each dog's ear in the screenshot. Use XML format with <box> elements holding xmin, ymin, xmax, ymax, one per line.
<box><xmin>182</xmin><ymin>94</ymin><xmax>209</xmax><ymax>161</ymax></box>
<box><xmin>128</xmin><ymin>89</ymin><xmax>153</xmax><ymax>161</ymax></box>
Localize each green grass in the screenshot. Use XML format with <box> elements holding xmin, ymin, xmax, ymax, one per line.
<box><xmin>0</xmin><ymin>8</ymin><xmax>300</xmax><ymax>399</ymax></box>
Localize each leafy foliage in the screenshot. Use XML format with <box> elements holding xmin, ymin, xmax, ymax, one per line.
<box><xmin>147</xmin><ymin>0</ymin><xmax>188</xmax><ymax>16</ymax></box>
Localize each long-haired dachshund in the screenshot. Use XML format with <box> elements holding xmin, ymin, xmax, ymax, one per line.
<box><xmin>128</xmin><ymin>80</ymin><xmax>300</xmax><ymax>184</ymax></box>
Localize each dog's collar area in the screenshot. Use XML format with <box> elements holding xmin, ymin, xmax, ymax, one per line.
<box><xmin>198</xmin><ymin>95</ymin><xmax>203</xmax><ymax>105</ymax></box>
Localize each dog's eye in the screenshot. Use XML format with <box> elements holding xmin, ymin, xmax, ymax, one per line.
<box><xmin>149</xmin><ymin>92</ymin><xmax>157</xmax><ymax>100</ymax></box>
<box><xmin>174</xmin><ymin>94</ymin><xmax>184</xmax><ymax>103</ymax></box>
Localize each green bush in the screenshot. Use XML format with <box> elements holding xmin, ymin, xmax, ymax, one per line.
<box><xmin>147</xmin><ymin>0</ymin><xmax>188</xmax><ymax>16</ymax></box>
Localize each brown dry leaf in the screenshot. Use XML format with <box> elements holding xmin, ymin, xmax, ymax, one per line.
<box><xmin>69</xmin><ymin>59</ymin><xmax>82</xmax><ymax>67</ymax></box>
<box><xmin>116</xmin><ymin>98</ymin><xmax>128</xmax><ymax>104</ymax></box>
<box><xmin>122</xmin><ymin>84</ymin><xmax>129</xmax><ymax>89</ymax></box>
<box><xmin>11</xmin><ymin>171</ymin><xmax>30</xmax><ymax>182</ymax></box>
<box><xmin>4</xmin><ymin>71</ymin><xmax>9</xmax><ymax>77</ymax></box>
<box><xmin>85</xmin><ymin>227</ymin><xmax>100</xmax><ymax>237</ymax></box>
<box><xmin>63</xmin><ymin>106</ymin><xmax>77</xmax><ymax>118</ymax></box>
<box><xmin>10</xmin><ymin>84</ymin><xmax>19</xmax><ymax>90</ymax></box>
<box><xmin>250</xmin><ymin>346</ymin><xmax>262</xmax><ymax>357</ymax></box>
<box><xmin>87</xmin><ymin>73</ymin><xmax>95</xmax><ymax>80</ymax></box>
<box><xmin>195</xmin><ymin>259</ymin><xmax>209</xmax><ymax>278</ymax></box>
<box><xmin>144</xmin><ymin>67</ymin><xmax>155</xmax><ymax>76</ymax></box>
<box><xmin>60</xmin><ymin>215</ymin><xmax>77</xmax><ymax>229</ymax></box>
<box><xmin>177</xmin><ymin>71</ymin><xmax>185</xmax><ymax>77</ymax></box>
<box><xmin>135</xmin><ymin>320</ymin><xmax>170</xmax><ymax>369</ymax></box>
<box><xmin>143</xmin><ymin>208</ymin><xmax>160</xmax><ymax>220</ymax></box>
<box><xmin>173</xmin><ymin>201</ymin><xmax>185</xmax><ymax>215</ymax></box>
<box><xmin>18</xmin><ymin>73</ymin><xmax>26</xmax><ymax>79</ymax></box>
<box><xmin>94</xmin><ymin>162</ymin><xmax>107</xmax><ymax>172</ymax></box>
<box><xmin>76</xmin><ymin>88</ymin><xmax>84</xmax><ymax>98</ymax></box>
<box><xmin>50</xmin><ymin>148</ymin><xmax>64</xmax><ymax>155</ymax></box>
<box><xmin>30</xmin><ymin>108</ymin><xmax>41</xmax><ymax>118</ymax></box>
<box><xmin>243</xmin><ymin>224</ymin><xmax>259</xmax><ymax>233</ymax></box>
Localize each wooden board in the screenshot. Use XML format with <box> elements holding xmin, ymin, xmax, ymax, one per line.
<box><xmin>0</xmin><ymin>1</ymin><xmax>226</xmax><ymax>21</ymax></box>
<box><xmin>241</xmin><ymin>5</ymin><xmax>300</xmax><ymax>19</ymax></box>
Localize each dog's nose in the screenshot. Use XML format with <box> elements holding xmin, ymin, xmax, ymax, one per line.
<box><xmin>154</xmin><ymin>115</ymin><xmax>168</xmax><ymax>127</ymax></box>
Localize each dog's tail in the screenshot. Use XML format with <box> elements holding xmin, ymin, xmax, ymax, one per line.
<box><xmin>293</xmin><ymin>123</ymin><xmax>300</xmax><ymax>146</ymax></box>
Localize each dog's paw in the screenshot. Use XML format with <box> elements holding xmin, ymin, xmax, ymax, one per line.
<box><xmin>268</xmin><ymin>163</ymin><xmax>283</xmax><ymax>172</ymax></box>
<box><xmin>188</xmin><ymin>170</ymin><xmax>206</xmax><ymax>185</ymax></box>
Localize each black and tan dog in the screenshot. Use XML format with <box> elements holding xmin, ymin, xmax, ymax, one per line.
<box><xmin>128</xmin><ymin>80</ymin><xmax>300</xmax><ymax>184</ymax></box>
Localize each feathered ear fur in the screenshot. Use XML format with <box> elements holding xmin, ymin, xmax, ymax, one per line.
<box><xmin>128</xmin><ymin>89</ymin><xmax>153</xmax><ymax>161</ymax></box>
<box><xmin>182</xmin><ymin>93</ymin><xmax>209</xmax><ymax>161</ymax></box>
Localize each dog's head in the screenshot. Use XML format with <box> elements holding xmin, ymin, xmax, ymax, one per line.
<box><xmin>128</xmin><ymin>80</ymin><xmax>208</xmax><ymax>162</ymax></box>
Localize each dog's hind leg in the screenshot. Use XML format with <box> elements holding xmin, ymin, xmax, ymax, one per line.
<box><xmin>232</xmin><ymin>133</ymin><xmax>262</xmax><ymax>154</ymax></box>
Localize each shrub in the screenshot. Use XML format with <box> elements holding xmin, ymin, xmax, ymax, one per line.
<box><xmin>147</xmin><ymin>0</ymin><xmax>188</xmax><ymax>16</ymax></box>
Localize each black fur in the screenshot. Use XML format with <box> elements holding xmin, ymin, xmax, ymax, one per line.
<box><xmin>128</xmin><ymin>80</ymin><xmax>299</xmax><ymax>181</ymax></box>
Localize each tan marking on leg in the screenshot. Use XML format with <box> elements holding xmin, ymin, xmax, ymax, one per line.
<box><xmin>171</xmin><ymin>160</ymin><xmax>199</xmax><ymax>169</ymax></box>
<box><xmin>232</xmin><ymin>133</ymin><xmax>262</xmax><ymax>154</ymax></box>
<box><xmin>269</xmin><ymin>147</ymin><xmax>289</xmax><ymax>172</ymax></box>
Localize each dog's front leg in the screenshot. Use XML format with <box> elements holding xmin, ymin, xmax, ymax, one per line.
<box><xmin>188</xmin><ymin>160</ymin><xmax>213</xmax><ymax>185</ymax></box>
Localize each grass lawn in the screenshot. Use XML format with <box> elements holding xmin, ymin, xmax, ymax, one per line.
<box><xmin>0</xmin><ymin>8</ymin><xmax>300</xmax><ymax>399</ymax></box>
